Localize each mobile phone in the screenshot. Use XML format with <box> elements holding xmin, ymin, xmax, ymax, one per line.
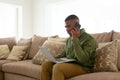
<box><xmin>75</xmin><ymin>23</ymin><xmax>81</xmax><ymax>28</ymax></box>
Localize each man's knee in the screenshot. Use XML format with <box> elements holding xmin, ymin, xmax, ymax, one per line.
<box><xmin>41</xmin><ymin>61</ymin><xmax>54</xmax><ymax>71</ymax></box>
<box><xmin>53</xmin><ymin>63</ymin><xmax>63</xmax><ymax>72</ymax></box>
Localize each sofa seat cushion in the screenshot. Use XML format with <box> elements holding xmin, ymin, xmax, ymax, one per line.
<box><xmin>2</xmin><ymin>60</ymin><xmax>40</xmax><ymax>79</ymax></box>
<box><xmin>0</xmin><ymin>60</ymin><xmax>13</xmax><ymax>71</ymax></box>
<box><xmin>5</xmin><ymin>73</ymin><xmax>39</xmax><ymax>80</ymax></box>
<box><xmin>68</xmin><ymin>72</ymin><xmax>120</xmax><ymax>80</ymax></box>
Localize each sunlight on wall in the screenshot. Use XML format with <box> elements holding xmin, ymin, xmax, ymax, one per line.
<box><xmin>44</xmin><ymin>0</ymin><xmax>120</xmax><ymax>37</ymax></box>
<box><xmin>0</xmin><ymin>2</ymin><xmax>22</xmax><ymax>38</ymax></box>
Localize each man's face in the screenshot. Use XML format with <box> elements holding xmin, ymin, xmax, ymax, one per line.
<box><xmin>65</xmin><ymin>19</ymin><xmax>78</xmax><ymax>36</ymax></box>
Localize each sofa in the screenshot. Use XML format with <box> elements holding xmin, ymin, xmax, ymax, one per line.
<box><xmin>0</xmin><ymin>30</ymin><xmax>120</xmax><ymax>80</ymax></box>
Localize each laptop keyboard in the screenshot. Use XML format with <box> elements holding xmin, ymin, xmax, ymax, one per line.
<box><xmin>56</xmin><ymin>58</ymin><xmax>64</xmax><ymax>61</ymax></box>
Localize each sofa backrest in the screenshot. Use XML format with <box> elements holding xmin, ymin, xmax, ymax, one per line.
<box><xmin>90</xmin><ymin>31</ymin><xmax>113</xmax><ymax>44</ymax></box>
<box><xmin>0</xmin><ymin>37</ymin><xmax>16</xmax><ymax>51</ymax></box>
<box><xmin>112</xmin><ymin>31</ymin><xmax>120</xmax><ymax>41</ymax></box>
<box><xmin>112</xmin><ymin>31</ymin><xmax>120</xmax><ymax>70</ymax></box>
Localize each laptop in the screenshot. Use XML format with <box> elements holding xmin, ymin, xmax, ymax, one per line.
<box><xmin>40</xmin><ymin>46</ymin><xmax>76</xmax><ymax>63</ymax></box>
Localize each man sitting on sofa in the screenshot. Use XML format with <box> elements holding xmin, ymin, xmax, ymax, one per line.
<box><xmin>40</xmin><ymin>14</ymin><xmax>97</xmax><ymax>80</ymax></box>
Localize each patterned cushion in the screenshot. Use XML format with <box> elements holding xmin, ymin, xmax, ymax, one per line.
<box><xmin>16</xmin><ymin>38</ymin><xmax>32</xmax><ymax>59</ymax></box>
<box><xmin>48</xmin><ymin>37</ymin><xmax>67</xmax><ymax>42</ymax></box>
<box><xmin>116</xmin><ymin>40</ymin><xmax>120</xmax><ymax>70</ymax></box>
<box><xmin>28</xmin><ymin>35</ymin><xmax>48</xmax><ymax>59</ymax></box>
<box><xmin>29</xmin><ymin>35</ymin><xmax>58</xmax><ymax>59</ymax></box>
<box><xmin>94</xmin><ymin>40</ymin><xmax>118</xmax><ymax>72</ymax></box>
<box><xmin>0</xmin><ymin>45</ymin><xmax>10</xmax><ymax>59</ymax></box>
<box><xmin>32</xmin><ymin>40</ymin><xmax>66</xmax><ymax>65</ymax></box>
<box><xmin>7</xmin><ymin>46</ymin><xmax>29</xmax><ymax>61</ymax></box>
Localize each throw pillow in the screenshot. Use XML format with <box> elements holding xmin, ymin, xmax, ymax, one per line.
<box><xmin>16</xmin><ymin>38</ymin><xmax>32</xmax><ymax>59</ymax></box>
<box><xmin>94</xmin><ymin>40</ymin><xmax>118</xmax><ymax>72</ymax></box>
<box><xmin>116</xmin><ymin>40</ymin><xmax>120</xmax><ymax>70</ymax></box>
<box><xmin>28</xmin><ymin>35</ymin><xmax>47</xmax><ymax>59</ymax></box>
<box><xmin>7</xmin><ymin>46</ymin><xmax>28</xmax><ymax>61</ymax></box>
<box><xmin>29</xmin><ymin>35</ymin><xmax>58</xmax><ymax>59</ymax></box>
<box><xmin>32</xmin><ymin>40</ymin><xmax>66</xmax><ymax>65</ymax></box>
<box><xmin>48</xmin><ymin>37</ymin><xmax>67</xmax><ymax>43</ymax></box>
<box><xmin>0</xmin><ymin>45</ymin><xmax>10</xmax><ymax>59</ymax></box>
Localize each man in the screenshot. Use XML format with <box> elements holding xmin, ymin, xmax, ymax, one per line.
<box><xmin>40</xmin><ymin>14</ymin><xmax>97</xmax><ymax>80</ymax></box>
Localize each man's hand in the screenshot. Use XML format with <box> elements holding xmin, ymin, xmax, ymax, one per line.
<box><xmin>71</xmin><ymin>27</ymin><xmax>80</xmax><ymax>39</ymax></box>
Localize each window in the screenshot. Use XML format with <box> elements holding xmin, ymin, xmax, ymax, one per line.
<box><xmin>0</xmin><ymin>2</ymin><xmax>22</xmax><ymax>39</ymax></box>
<box><xmin>44</xmin><ymin>0</ymin><xmax>120</xmax><ymax>37</ymax></box>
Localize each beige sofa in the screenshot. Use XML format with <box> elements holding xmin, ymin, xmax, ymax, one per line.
<box><xmin>0</xmin><ymin>30</ymin><xmax>120</xmax><ymax>80</ymax></box>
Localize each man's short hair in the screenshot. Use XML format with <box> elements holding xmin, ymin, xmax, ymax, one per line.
<box><xmin>65</xmin><ymin>14</ymin><xmax>79</xmax><ymax>22</ymax></box>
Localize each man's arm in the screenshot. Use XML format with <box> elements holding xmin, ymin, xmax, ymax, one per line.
<box><xmin>72</xmin><ymin>38</ymin><xmax>97</xmax><ymax>65</ymax></box>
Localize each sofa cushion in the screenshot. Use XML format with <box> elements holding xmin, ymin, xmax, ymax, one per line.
<box><xmin>48</xmin><ymin>37</ymin><xmax>67</xmax><ymax>42</ymax></box>
<box><xmin>0</xmin><ymin>45</ymin><xmax>10</xmax><ymax>59</ymax></box>
<box><xmin>112</xmin><ymin>31</ymin><xmax>120</xmax><ymax>41</ymax></box>
<box><xmin>5</xmin><ymin>73</ymin><xmax>39</xmax><ymax>80</ymax></box>
<box><xmin>7</xmin><ymin>46</ymin><xmax>29</xmax><ymax>61</ymax></box>
<box><xmin>16</xmin><ymin>38</ymin><xmax>32</xmax><ymax>59</ymax></box>
<box><xmin>28</xmin><ymin>35</ymin><xmax>48</xmax><ymax>59</ymax></box>
<box><xmin>94</xmin><ymin>40</ymin><xmax>118</xmax><ymax>72</ymax></box>
<box><xmin>117</xmin><ymin>40</ymin><xmax>120</xmax><ymax>70</ymax></box>
<box><xmin>0</xmin><ymin>37</ymin><xmax>16</xmax><ymax>51</ymax></box>
<box><xmin>68</xmin><ymin>72</ymin><xmax>120</xmax><ymax>80</ymax></box>
<box><xmin>91</xmin><ymin>31</ymin><xmax>112</xmax><ymax>43</ymax></box>
<box><xmin>32</xmin><ymin>40</ymin><xmax>66</xmax><ymax>65</ymax></box>
<box><xmin>0</xmin><ymin>60</ymin><xmax>13</xmax><ymax>71</ymax></box>
<box><xmin>29</xmin><ymin>35</ymin><xmax>58</xmax><ymax>59</ymax></box>
<box><xmin>2</xmin><ymin>60</ymin><xmax>40</xmax><ymax>79</ymax></box>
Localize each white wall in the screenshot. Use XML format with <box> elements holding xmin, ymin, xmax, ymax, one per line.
<box><xmin>33</xmin><ymin>0</ymin><xmax>120</xmax><ymax>37</ymax></box>
<box><xmin>2</xmin><ymin>0</ymin><xmax>119</xmax><ymax>38</ymax></box>
<box><xmin>0</xmin><ymin>0</ymin><xmax>33</xmax><ymax>38</ymax></box>
<box><xmin>33</xmin><ymin>0</ymin><xmax>65</xmax><ymax>37</ymax></box>
<box><xmin>33</xmin><ymin>0</ymin><xmax>46</xmax><ymax>36</ymax></box>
